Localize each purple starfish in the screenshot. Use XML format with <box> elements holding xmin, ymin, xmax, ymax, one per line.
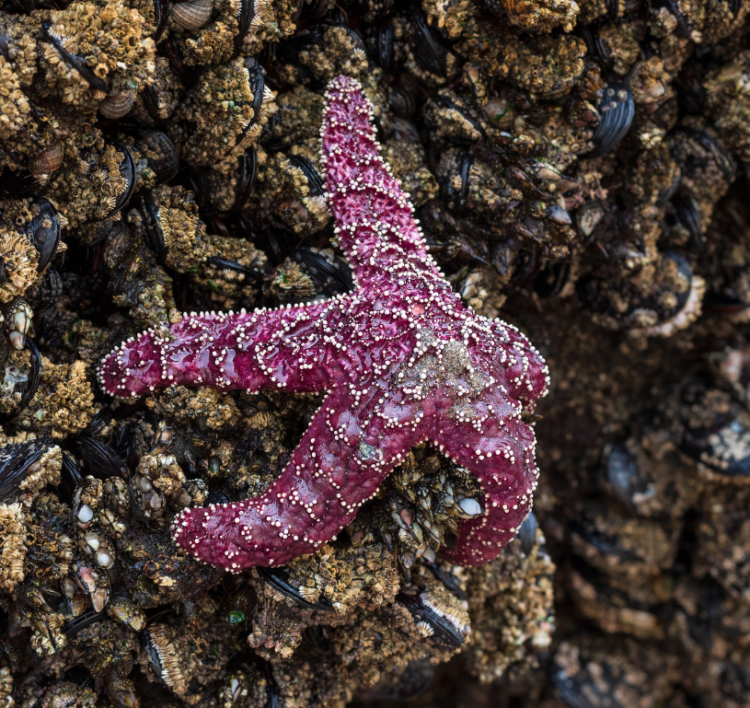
<box><xmin>98</xmin><ymin>75</ymin><xmax>549</xmax><ymax>571</ymax></box>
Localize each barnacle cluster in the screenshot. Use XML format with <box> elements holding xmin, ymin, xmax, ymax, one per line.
<box><xmin>1</xmin><ymin>0</ymin><xmax>750</xmax><ymax>704</ymax></box>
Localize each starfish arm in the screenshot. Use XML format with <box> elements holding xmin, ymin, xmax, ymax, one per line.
<box><xmin>171</xmin><ymin>385</ymin><xmax>426</xmax><ymax>570</ymax></box>
<box><xmin>98</xmin><ymin>300</ymin><xmax>347</xmax><ymax>397</ymax></box>
<box><xmin>468</xmin><ymin>316</ymin><xmax>550</xmax><ymax>407</ymax></box>
<box><xmin>434</xmin><ymin>412</ymin><xmax>539</xmax><ymax>567</ymax></box>
<box><xmin>321</xmin><ymin>75</ymin><xmax>444</xmax><ymax>286</ymax></box>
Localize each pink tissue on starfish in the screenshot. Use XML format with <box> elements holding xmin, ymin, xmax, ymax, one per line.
<box><xmin>98</xmin><ymin>74</ymin><xmax>549</xmax><ymax>572</ymax></box>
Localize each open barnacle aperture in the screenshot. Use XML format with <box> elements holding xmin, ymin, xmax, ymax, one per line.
<box><xmin>99</xmin><ymin>76</ymin><xmax>549</xmax><ymax>572</ymax></box>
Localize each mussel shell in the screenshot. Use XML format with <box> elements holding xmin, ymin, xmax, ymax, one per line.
<box><xmin>0</xmin><ymin>338</ymin><xmax>42</xmax><ymax>426</ymax></box>
<box><xmin>425</xmin><ymin>562</ymin><xmax>466</xmax><ymax>601</ymax></box>
<box><xmin>672</xmin><ymin>127</ymin><xmax>736</xmax><ymax>183</ymax></box>
<box><xmin>388</xmin><ymin>85</ymin><xmax>416</xmax><ymax>119</ymax></box>
<box><xmin>410</xmin><ymin>12</ymin><xmax>448</xmax><ymax>76</ymax></box>
<box><xmin>153</xmin><ymin>0</ymin><xmax>170</xmax><ymax>42</ymax></box>
<box><xmin>25</xmin><ymin>198</ymin><xmax>62</xmax><ymax>271</ymax></box>
<box><xmin>94</xmin><ymin>140</ymin><xmax>136</xmax><ymax>222</ymax></box>
<box><xmin>75</xmin><ymin>436</ymin><xmax>129</xmax><ymax>480</ymax></box>
<box><xmin>256</xmin><ymin>566</ymin><xmax>334</xmax><ymax>611</ymax></box>
<box><xmin>233</xmin><ymin>147</ymin><xmax>258</xmax><ymax>211</ymax></box>
<box><xmin>681</xmin><ymin>415</ymin><xmax>750</xmax><ymax>478</ymax></box>
<box><xmin>576</xmin><ymin>252</ymin><xmax>693</xmax><ymax>326</ymax></box>
<box><xmin>136</xmin><ymin>130</ymin><xmax>179</xmax><ymax>184</ymax></box>
<box><xmin>396</xmin><ymin>592</ymin><xmax>464</xmax><ymax>647</ymax></box>
<box><xmin>61</xmin><ymin>610</ymin><xmax>105</xmax><ymax>638</ymax></box>
<box><xmin>366</xmin><ymin>17</ymin><xmax>395</xmax><ymax>71</ymax></box>
<box><xmin>232</xmin><ymin>0</ymin><xmax>256</xmax><ymax>58</ymax></box>
<box><xmin>516</xmin><ymin>511</ymin><xmax>539</xmax><ymax>555</ymax></box>
<box><xmin>671</xmin><ymin>194</ymin><xmax>704</xmax><ymax>251</ymax></box>
<box><xmin>39</xmin><ymin>21</ymin><xmax>110</xmax><ymax>94</ymax></box>
<box><xmin>586</xmin><ymin>84</ymin><xmax>634</xmax><ymax>159</ymax></box>
<box><xmin>575</xmin><ymin>200</ymin><xmax>607</xmax><ymax>238</ymax></box>
<box><xmin>605</xmin><ymin>443</ymin><xmax>644</xmax><ymax>511</ymax></box>
<box><xmin>0</xmin><ymin>438</ymin><xmax>47</xmax><ymax>503</ymax></box>
<box><xmin>287</xmin><ymin>154</ymin><xmax>325</xmax><ymax>196</ymax></box>
<box><xmin>294</xmin><ymin>247</ymin><xmax>354</xmax><ymax>295</ymax></box>
<box><xmin>533</xmin><ymin>261</ymin><xmax>570</xmax><ymax>299</ymax></box>
<box><xmin>136</xmin><ymin>191</ymin><xmax>167</xmax><ymax>260</ymax></box>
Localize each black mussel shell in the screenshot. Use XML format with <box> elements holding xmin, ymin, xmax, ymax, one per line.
<box><xmin>92</xmin><ymin>139</ymin><xmax>136</xmax><ymax>223</ymax></box>
<box><xmin>423</xmin><ymin>93</ymin><xmax>487</xmax><ymax>145</ymax></box>
<box><xmin>237</xmin><ymin>58</ymin><xmax>266</xmax><ymax>139</ymax></box>
<box><xmin>232</xmin><ymin>0</ymin><xmax>256</xmax><ymax>58</ymax></box>
<box><xmin>0</xmin><ymin>338</ymin><xmax>42</xmax><ymax>426</ymax></box>
<box><xmin>410</xmin><ymin>12</ymin><xmax>448</xmax><ymax>76</ymax></box>
<box><xmin>516</xmin><ymin>511</ymin><xmax>539</xmax><ymax>555</ymax></box>
<box><xmin>75</xmin><ymin>436</ymin><xmax>129</xmax><ymax>480</ymax></box>
<box><xmin>0</xmin><ymin>438</ymin><xmax>48</xmax><ymax>503</ymax></box>
<box><xmin>287</xmin><ymin>154</ymin><xmax>325</xmax><ymax>196</ymax></box>
<box><xmin>39</xmin><ymin>22</ymin><xmax>110</xmax><ymax>93</ymax></box>
<box><xmin>388</xmin><ymin>84</ymin><xmax>416</xmax><ymax>119</ymax></box>
<box><xmin>366</xmin><ymin>17</ymin><xmax>395</xmax><ymax>71</ymax></box>
<box><xmin>140</xmin><ymin>84</ymin><xmax>163</xmax><ymax>124</ymax></box>
<box><xmin>534</xmin><ymin>261</ymin><xmax>570</xmax><ymax>299</ymax></box>
<box><xmin>576</xmin><ymin>252</ymin><xmax>693</xmax><ymax>327</ymax></box>
<box><xmin>396</xmin><ymin>592</ymin><xmax>464</xmax><ymax>647</ymax></box>
<box><xmin>294</xmin><ymin>247</ymin><xmax>354</xmax><ymax>295</ymax></box>
<box><xmin>671</xmin><ymin>194</ymin><xmax>704</xmax><ymax>250</ymax></box>
<box><xmin>153</xmin><ymin>0</ymin><xmax>170</xmax><ymax>42</ymax></box>
<box><xmin>204</xmin><ymin>256</ymin><xmax>263</xmax><ymax>282</ymax></box>
<box><xmin>586</xmin><ymin>84</ymin><xmax>634</xmax><ymax>159</ymax></box>
<box><xmin>703</xmin><ymin>291</ymin><xmax>750</xmax><ymax>316</ymax></box>
<box><xmin>136</xmin><ymin>191</ymin><xmax>167</xmax><ymax>260</ymax></box>
<box><xmin>234</xmin><ymin>147</ymin><xmax>258</xmax><ymax>211</ymax></box>
<box><xmin>671</xmin><ymin>127</ymin><xmax>736</xmax><ymax>183</ymax></box>
<box><xmin>681</xmin><ymin>415</ymin><xmax>750</xmax><ymax>479</ymax></box>
<box><xmin>425</xmin><ymin>562</ymin><xmax>467</xmax><ymax>601</ymax></box>
<box><xmin>160</xmin><ymin>36</ymin><xmax>198</xmax><ymax>85</ymax></box>
<box><xmin>25</xmin><ymin>198</ymin><xmax>62</xmax><ymax>271</ymax></box>
<box><xmin>204</xmin><ymin>489</ymin><xmax>231</xmax><ymax>506</ymax></box>
<box><xmin>62</xmin><ymin>610</ymin><xmax>105</xmax><ymax>639</ymax></box>
<box><xmin>256</xmin><ymin>566</ymin><xmax>334</xmax><ymax>611</ymax></box>
<box><xmin>604</xmin><ymin>443</ymin><xmax>645</xmax><ymax>511</ymax></box>
<box><xmin>136</xmin><ymin>131</ymin><xmax>179</xmax><ymax>184</ymax></box>
<box><xmin>569</xmin><ymin>517</ymin><xmax>645</xmax><ymax>564</ymax></box>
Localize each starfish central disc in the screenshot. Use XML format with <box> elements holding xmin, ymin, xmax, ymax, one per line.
<box><xmin>98</xmin><ymin>75</ymin><xmax>549</xmax><ymax>572</ymax></box>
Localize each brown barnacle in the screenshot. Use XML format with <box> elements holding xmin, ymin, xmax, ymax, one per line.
<box><xmin>296</xmin><ymin>25</ymin><xmax>369</xmax><ymax>82</ymax></box>
<box><xmin>44</xmin><ymin>139</ymin><xmax>136</xmax><ymax>228</ymax></box>
<box><xmin>0</xmin><ymin>501</ymin><xmax>26</xmax><ymax>592</ymax></box>
<box><xmin>382</xmin><ymin>135</ymin><xmax>439</xmax><ymax>207</ymax></box>
<box><xmin>39</xmin><ymin>681</ymin><xmax>97</xmax><ymax>708</ymax></box>
<box><xmin>140</xmin><ymin>623</ymin><xmax>190</xmax><ymax>695</ymax></box>
<box><xmin>196</xmin><ymin>233</ymin><xmax>266</xmax><ymax>309</ymax></box>
<box><xmin>130</xmin><ymin>56</ymin><xmax>185</xmax><ymax>125</ymax></box>
<box><xmin>499</xmin><ymin>0</ymin><xmax>580</xmax><ymax>32</ymax></box>
<box><xmin>248</xmin><ymin>147</ymin><xmax>330</xmax><ymax>236</ymax></box>
<box><xmin>106</xmin><ymin>594</ymin><xmax>146</xmax><ymax>632</ymax></box>
<box><xmin>72</xmin><ymin>475</ymin><xmax>103</xmax><ymax>530</ymax></box>
<box><xmin>464</xmin><ymin>524</ymin><xmax>555</xmax><ymax>682</ymax></box>
<box><xmin>102</xmin><ymin>222</ymin><xmax>176</xmax><ymax>328</ymax></box>
<box><xmin>501</xmin><ymin>33</ymin><xmax>586</xmax><ymax>97</ymax></box>
<box><xmin>30</xmin><ymin>612</ymin><xmax>67</xmax><ymax>656</ymax></box>
<box><xmin>77</xmin><ymin>528</ymin><xmax>116</xmax><ymax>569</ymax></box>
<box><xmin>0</xmin><ymin>228</ymin><xmax>39</xmax><ymax>304</ymax></box>
<box><xmin>129</xmin><ymin>471</ymin><xmax>166</xmax><ymax>522</ymax></box>
<box><xmin>72</xmin><ymin>561</ymin><xmax>110</xmax><ymax>612</ymax></box>
<box><xmin>169</xmin><ymin>57</ymin><xmax>277</xmax><ymax>168</ymax></box>
<box><xmin>37</xmin><ymin>0</ymin><xmax>155</xmax><ymax>111</ymax></box>
<box><xmin>629</xmin><ymin>57</ymin><xmax>670</xmax><ymax>106</ymax></box>
<box><xmin>265</xmin><ymin>259</ymin><xmax>316</xmax><ymax>302</ymax></box>
<box><xmin>127</xmin><ymin>184</ymin><xmax>209</xmax><ymax>272</ymax></box>
<box><xmin>103</xmin><ymin>476</ymin><xmax>130</xmax><ymax>518</ymax></box>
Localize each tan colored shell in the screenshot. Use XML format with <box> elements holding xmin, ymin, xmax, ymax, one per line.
<box><xmin>99</xmin><ymin>89</ymin><xmax>135</xmax><ymax>119</ymax></box>
<box><xmin>170</xmin><ymin>0</ymin><xmax>213</xmax><ymax>31</ymax></box>
<box><xmin>28</xmin><ymin>143</ymin><xmax>64</xmax><ymax>176</ymax></box>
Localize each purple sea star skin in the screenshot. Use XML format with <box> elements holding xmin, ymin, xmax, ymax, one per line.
<box><xmin>98</xmin><ymin>75</ymin><xmax>550</xmax><ymax>572</ymax></box>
